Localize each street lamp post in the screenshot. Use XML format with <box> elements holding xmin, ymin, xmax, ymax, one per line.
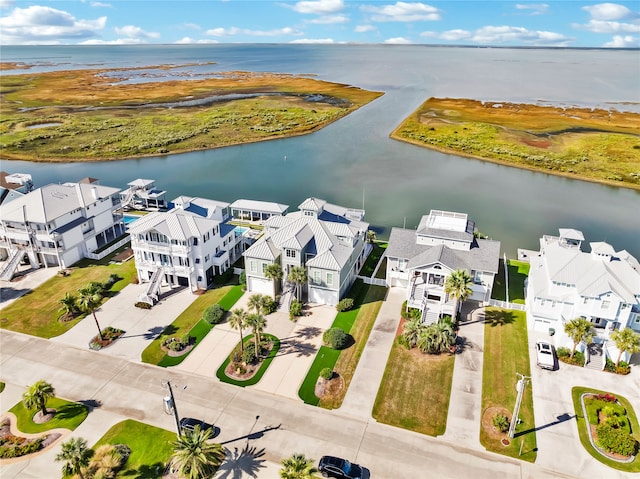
<box><xmin>508</xmin><ymin>373</ymin><xmax>530</xmax><ymax>439</ymax></box>
<box><xmin>162</xmin><ymin>380</ymin><xmax>182</xmax><ymax>436</ymax></box>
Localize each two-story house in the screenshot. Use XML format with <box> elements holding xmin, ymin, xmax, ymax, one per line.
<box><xmin>526</xmin><ymin>228</ymin><xmax>640</xmax><ymax>362</ymax></box>
<box><xmin>385</xmin><ymin>210</ymin><xmax>501</xmax><ymax>324</ymax></box>
<box><xmin>243</xmin><ymin>197</ymin><xmax>369</xmax><ymax>306</ymax></box>
<box><xmin>0</xmin><ymin>180</ymin><xmax>124</xmax><ymax>280</ymax></box>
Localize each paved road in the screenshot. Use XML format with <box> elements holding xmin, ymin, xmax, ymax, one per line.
<box><xmin>0</xmin><ymin>330</ymin><xmax>574</xmax><ymax>479</ymax></box>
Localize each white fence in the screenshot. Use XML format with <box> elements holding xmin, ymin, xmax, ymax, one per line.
<box><xmin>86</xmin><ymin>236</ymin><xmax>131</xmax><ymax>260</ymax></box>
<box><xmin>356</xmin><ymin>275</ymin><xmax>388</xmax><ymax>287</ymax></box>
<box><xmin>487</xmin><ymin>299</ymin><xmax>526</xmax><ymax>311</ymax></box>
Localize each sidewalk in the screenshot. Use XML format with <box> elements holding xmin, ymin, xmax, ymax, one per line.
<box><xmin>337</xmin><ymin>287</ymin><xmax>403</xmax><ymax>419</ymax></box>
<box><xmin>440</xmin><ymin>305</ymin><xmax>485</xmax><ymax>449</ymax></box>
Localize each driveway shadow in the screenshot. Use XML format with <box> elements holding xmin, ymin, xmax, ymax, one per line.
<box><xmin>215</xmin><ymin>444</ymin><xmax>266</xmax><ymax>479</ymax></box>
<box><xmin>277</xmin><ymin>338</ymin><xmax>317</xmax><ymax>357</ymax></box>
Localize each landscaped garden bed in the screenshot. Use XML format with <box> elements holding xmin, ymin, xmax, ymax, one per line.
<box><xmin>90</xmin><ymin>326</ymin><xmax>125</xmax><ymax>350</ymax></box>
<box><xmin>217</xmin><ymin>334</ymin><xmax>280</xmax><ymax>387</ymax></box>
<box><xmin>571</xmin><ymin>387</ymin><xmax>640</xmax><ymax>471</ymax></box>
<box><xmin>0</xmin><ymin>418</ymin><xmax>56</xmax><ymax>459</ymax></box>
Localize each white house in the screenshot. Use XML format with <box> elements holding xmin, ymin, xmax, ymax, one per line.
<box><xmin>526</xmin><ymin>228</ymin><xmax>640</xmax><ymax>363</ymax></box>
<box><xmin>0</xmin><ymin>180</ymin><xmax>124</xmax><ymax>280</ymax></box>
<box><xmin>386</xmin><ymin>210</ymin><xmax>501</xmax><ymax>324</ymax></box>
<box><xmin>128</xmin><ymin>195</ymin><xmax>251</xmax><ymax>303</ymax></box>
<box><xmin>243</xmin><ymin>197</ymin><xmax>369</xmax><ymax>306</ymax></box>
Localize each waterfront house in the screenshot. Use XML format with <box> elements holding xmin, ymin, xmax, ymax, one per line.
<box><xmin>128</xmin><ymin>195</ymin><xmax>251</xmax><ymax>302</ymax></box>
<box><xmin>0</xmin><ymin>180</ymin><xmax>124</xmax><ymax>280</ymax></box>
<box><xmin>385</xmin><ymin>210</ymin><xmax>500</xmax><ymax>324</ymax></box>
<box><xmin>243</xmin><ymin>197</ymin><xmax>369</xmax><ymax>306</ymax></box>
<box><xmin>526</xmin><ymin>228</ymin><xmax>640</xmax><ymax>364</ymax></box>
<box><xmin>230</xmin><ymin>199</ymin><xmax>289</xmax><ymax>223</ymax></box>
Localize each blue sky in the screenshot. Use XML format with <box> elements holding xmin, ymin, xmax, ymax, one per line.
<box><xmin>1</xmin><ymin>0</ymin><xmax>639</xmax><ymax>47</ymax></box>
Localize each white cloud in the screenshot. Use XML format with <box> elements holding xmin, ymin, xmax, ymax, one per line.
<box><xmin>291</xmin><ymin>0</ymin><xmax>344</xmax><ymax>14</ymax></box>
<box><xmin>308</xmin><ymin>14</ymin><xmax>349</xmax><ymax>24</ymax></box>
<box><xmin>361</xmin><ymin>2</ymin><xmax>441</xmax><ymax>22</ymax></box>
<box><xmin>0</xmin><ymin>0</ymin><xmax>15</xmax><ymax>8</ymax></box>
<box><xmin>355</xmin><ymin>24</ymin><xmax>376</xmax><ymax>32</ymax></box>
<box><xmin>470</xmin><ymin>25</ymin><xmax>572</xmax><ymax>45</ymax></box>
<box><xmin>515</xmin><ymin>3</ymin><xmax>548</xmax><ymax>15</ymax></box>
<box><xmin>90</xmin><ymin>2</ymin><xmax>112</xmax><ymax>7</ymax></box>
<box><xmin>206</xmin><ymin>26</ymin><xmax>302</xmax><ymax>37</ymax></box>
<box><xmin>81</xmin><ymin>38</ymin><xmax>144</xmax><ymax>45</ymax></box>
<box><xmin>384</xmin><ymin>36</ymin><xmax>412</xmax><ymax>44</ymax></box>
<box><xmin>0</xmin><ymin>5</ymin><xmax>106</xmax><ymax>44</ymax></box>
<box><xmin>181</xmin><ymin>23</ymin><xmax>201</xmax><ymax>31</ymax></box>
<box><xmin>290</xmin><ymin>38</ymin><xmax>335</xmax><ymax>43</ymax></box>
<box><xmin>582</xmin><ymin>3</ymin><xmax>636</xmax><ymax>21</ymax></box>
<box><xmin>114</xmin><ymin>25</ymin><xmax>160</xmax><ymax>39</ymax></box>
<box><xmin>574</xmin><ymin>19</ymin><xmax>640</xmax><ymax>34</ymax></box>
<box><xmin>174</xmin><ymin>37</ymin><xmax>219</xmax><ymax>44</ymax></box>
<box><xmin>439</xmin><ymin>29</ymin><xmax>471</xmax><ymax>41</ymax></box>
<box><xmin>603</xmin><ymin>34</ymin><xmax>639</xmax><ymax>47</ymax></box>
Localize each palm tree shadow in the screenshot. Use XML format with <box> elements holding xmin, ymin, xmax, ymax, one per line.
<box><xmin>215</xmin><ymin>444</ymin><xmax>267</xmax><ymax>479</ymax></box>
<box><xmin>484</xmin><ymin>309</ymin><xmax>515</xmax><ymax>327</ymax></box>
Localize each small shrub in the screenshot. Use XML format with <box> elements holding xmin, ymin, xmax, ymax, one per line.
<box><xmin>289</xmin><ymin>299</ymin><xmax>303</xmax><ymax>319</ymax></box>
<box><xmin>0</xmin><ymin>436</ymin><xmax>44</xmax><ymax>458</ymax></box>
<box><xmin>492</xmin><ymin>413</ymin><xmax>510</xmax><ymax>433</ymax></box>
<box><xmin>242</xmin><ymin>347</ymin><xmax>257</xmax><ymax>365</ymax></box>
<box><xmin>397</xmin><ymin>334</ymin><xmax>411</xmax><ymax>349</ymax></box>
<box><xmin>319</xmin><ymin>368</ymin><xmax>334</xmax><ymax>380</ymax></box>
<box><xmin>261</xmin><ymin>296</ymin><xmax>278</xmax><ymax>315</ymax></box>
<box><xmin>336</xmin><ymin>298</ymin><xmax>354</xmax><ymax>312</ymax></box>
<box><xmin>105</xmin><ymin>273</ymin><xmax>122</xmax><ymax>288</ymax></box>
<box><xmin>239</xmin><ymin>271</ymin><xmax>246</xmax><ymax>290</ymax></box>
<box><xmin>323</xmin><ymin>327</ymin><xmax>349</xmax><ymax>350</ymax></box>
<box><xmin>594</xmin><ymin>393</ymin><xmax>618</xmax><ymax>403</ymax></box>
<box><xmin>203</xmin><ymin>304</ymin><xmax>225</xmax><ymax>325</ymax></box>
<box><xmin>134</xmin><ymin>301</ymin><xmax>152</xmax><ymax>309</ymax></box>
<box><xmin>595</xmin><ymin>423</ymin><xmax>638</xmax><ymax>456</ymax></box>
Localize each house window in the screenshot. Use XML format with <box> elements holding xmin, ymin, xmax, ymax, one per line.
<box><xmin>195</xmin><ymin>258</ymin><xmax>200</xmax><ymax>264</ymax></box>
<box><xmin>474</xmin><ymin>271</ymin><xmax>483</xmax><ymax>285</ymax></box>
<box><xmin>262</xmin><ymin>263</ymin><xmax>267</xmax><ymax>273</ymax></box>
<box><xmin>326</xmin><ymin>273</ymin><xmax>333</xmax><ymax>286</ymax></box>
<box><xmin>602</xmin><ymin>300</ymin><xmax>610</xmax><ymax>309</ymax></box>
<box><xmin>250</xmin><ymin>260</ymin><xmax>257</xmax><ymax>273</ymax></box>
<box><xmin>286</xmin><ymin>249</ymin><xmax>296</xmax><ymax>258</ymax></box>
<box><xmin>193</xmin><ymin>238</ymin><xmax>198</xmax><ymax>246</ymax></box>
<box><xmin>205</xmin><ymin>254</ymin><xmax>210</xmax><ymax>262</ymax></box>
<box><xmin>314</xmin><ymin>271</ymin><xmax>321</xmax><ymax>284</ymax></box>
<box><xmin>304</xmin><ymin>211</ymin><xmax>314</xmax><ymax>216</ymax></box>
<box><xmin>583</xmin><ymin>297</ymin><xmax>589</xmax><ymax>304</ymax></box>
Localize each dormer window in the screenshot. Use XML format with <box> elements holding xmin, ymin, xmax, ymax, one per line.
<box><xmin>286</xmin><ymin>249</ymin><xmax>296</xmax><ymax>258</ymax></box>
<box><xmin>304</xmin><ymin>211</ymin><xmax>314</xmax><ymax>217</ymax></box>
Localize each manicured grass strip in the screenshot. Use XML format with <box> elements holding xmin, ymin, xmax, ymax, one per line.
<box><xmin>157</xmin><ymin>320</ymin><xmax>212</xmax><ymax>367</ymax></box>
<box><xmin>0</xmin><ymin>253</ymin><xmax>136</xmax><ymax>338</ymax></box>
<box><xmin>298</xmin><ymin>280</ymin><xmax>384</xmax><ymax>406</ymax></box>
<box><xmin>480</xmin><ymin>308</ymin><xmax>537</xmax><ymax>462</ymax></box>
<box><xmin>360</xmin><ymin>242</ymin><xmax>387</xmax><ymax>277</ymax></box>
<box><xmin>319</xmin><ymin>284</ymin><xmax>386</xmax><ymax>409</ymax></box>
<box><xmin>216</xmin><ymin>334</ymin><xmax>280</xmax><ymax>387</ymax></box>
<box><xmin>93</xmin><ymin>419</ymin><xmax>176</xmax><ymax>479</ymax></box>
<box><xmin>0</xmin><ymin>382</ymin><xmax>5</xmax><ymax>394</ymax></box>
<box><xmin>373</xmin><ymin>342</ymin><xmax>454</xmax><ymax>436</ymax></box>
<box><xmin>141</xmin><ymin>285</ymin><xmax>241</xmax><ymax>366</ymax></box>
<box><xmin>217</xmin><ymin>284</ymin><xmax>245</xmax><ymax>310</ymax></box>
<box><xmin>491</xmin><ymin>259</ymin><xmax>529</xmax><ymax>304</ymax></box>
<box><xmin>9</xmin><ymin>397</ymin><xmax>88</xmax><ymax>433</ymax></box>
<box><xmin>571</xmin><ymin>387</ymin><xmax>640</xmax><ymax>472</ymax></box>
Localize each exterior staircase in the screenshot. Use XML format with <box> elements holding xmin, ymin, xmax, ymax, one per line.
<box><xmin>138</xmin><ymin>266</ymin><xmax>164</xmax><ymax>305</ymax></box>
<box><xmin>0</xmin><ymin>248</ymin><xmax>27</xmax><ymax>281</ymax></box>
<box><xmin>279</xmin><ymin>282</ymin><xmax>294</xmax><ymax>313</ymax></box>
<box><xmin>585</xmin><ymin>343</ymin><xmax>605</xmax><ymax>370</ymax></box>
<box><xmin>120</xmin><ymin>188</ymin><xmax>137</xmax><ymax>210</ymax></box>
<box><xmin>422</xmin><ymin>307</ymin><xmax>440</xmax><ymax>326</ymax></box>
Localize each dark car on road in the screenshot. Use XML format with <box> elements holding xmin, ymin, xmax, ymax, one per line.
<box><xmin>179</xmin><ymin>417</ymin><xmax>209</xmax><ymax>433</ymax></box>
<box><xmin>318</xmin><ymin>455</ymin><xmax>362</xmax><ymax>479</ymax></box>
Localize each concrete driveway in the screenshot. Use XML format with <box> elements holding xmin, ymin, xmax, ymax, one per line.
<box><xmin>528</xmin><ymin>329</ymin><xmax>640</xmax><ymax>479</ymax></box>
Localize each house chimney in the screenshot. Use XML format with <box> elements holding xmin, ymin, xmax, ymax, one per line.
<box><xmin>91</xmin><ymin>186</ymin><xmax>98</xmax><ymax>200</ymax></box>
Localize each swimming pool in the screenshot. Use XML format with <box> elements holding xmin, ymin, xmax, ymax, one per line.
<box><xmin>123</xmin><ymin>215</ymin><xmax>141</xmax><ymax>225</ymax></box>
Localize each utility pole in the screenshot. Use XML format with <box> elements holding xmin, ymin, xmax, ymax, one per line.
<box><xmin>162</xmin><ymin>380</ymin><xmax>182</xmax><ymax>436</ymax></box>
<box><xmin>508</xmin><ymin>373</ymin><xmax>530</xmax><ymax>439</ymax></box>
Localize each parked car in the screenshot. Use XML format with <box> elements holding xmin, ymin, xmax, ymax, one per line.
<box><xmin>179</xmin><ymin>417</ymin><xmax>209</xmax><ymax>433</ymax></box>
<box><xmin>535</xmin><ymin>341</ymin><xmax>555</xmax><ymax>370</ymax></box>
<box><xmin>318</xmin><ymin>455</ymin><xmax>363</xmax><ymax>479</ymax></box>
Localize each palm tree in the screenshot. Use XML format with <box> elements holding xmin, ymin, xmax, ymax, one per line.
<box><xmin>55</xmin><ymin>437</ymin><xmax>93</xmax><ymax>479</ymax></box>
<box><xmin>171</xmin><ymin>425</ymin><xmax>226</xmax><ymax>479</ymax></box>
<box><xmin>247</xmin><ymin>293</ymin><xmax>265</xmax><ymax>316</ymax></box>
<box><xmin>416</xmin><ymin>326</ymin><xmax>437</xmax><ymax>354</ymax></box>
<box><xmin>88</xmin><ymin>444</ymin><xmax>123</xmax><ymax>479</ymax></box>
<box><xmin>22</xmin><ymin>380</ymin><xmax>55</xmax><ymax>417</ymax></box>
<box><xmin>610</xmin><ymin>327</ymin><xmax>640</xmax><ymax>367</ymax></box>
<box><xmin>432</xmin><ymin>318</ymin><xmax>456</xmax><ymax>353</ymax></box>
<box><xmin>228</xmin><ymin>308</ymin><xmax>248</xmax><ymax>354</ymax></box>
<box><xmin>246</xmin><ymin>313</ymin><xmax>267</xmax><ymax>357</ymax></box>
<box><xmin>401</xmin><ymin>318</ymin><xmax>425</xmax><ymax>349</ymax></box>
<box><xmin>280</xmin><ymin>453</ymin><xmax>317</xmax><ymax>479</ymax></box>
<box><xmin>444</xmin><ymin>269</ymin><xmax>473</xmax><ymax>323</ymax></box>
<box><xmin>366</xmin><ymin>230</ymin><xmax>377</xmax><ymax>244</ymax></box>
<box><xmin>564</xmin><ymin>317</ymin><xmax>595</xmax><ymax>359</ymax></box>
<box><xmin>264</xmin><ymin>263</ymin><xmax>284</xmax><ymax>297</ymax></box>
<box><xmin>59</xmin><ymin>292</ymin><xmax>79</xmax><ymax>318</ymax></box>
<box><xmin>288</xmin><ymin>266</ymin><xmax>308</xmax><ymax>302</ymax></box>
<box><xmin>79</xmin><ymin>283</ymin><xmax>105</xmax><ymax>341</ymax></box>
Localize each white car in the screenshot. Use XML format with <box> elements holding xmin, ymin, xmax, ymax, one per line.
<box><xmin>536</xmin><ymin>341</ymin><xmax>555</xmax><ymax>370</ymax></box>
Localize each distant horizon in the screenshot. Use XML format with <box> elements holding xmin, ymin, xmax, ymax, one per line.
<box><xmin>1</xmin><ymin>1</ymin><xmax>638</xmax><ymax>48</ymax></box>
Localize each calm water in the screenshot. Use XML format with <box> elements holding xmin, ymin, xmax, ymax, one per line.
<box><xmin>2</xmin><ymin>45</ymin><xmax>639</xmax><ymax>257</ymax></box>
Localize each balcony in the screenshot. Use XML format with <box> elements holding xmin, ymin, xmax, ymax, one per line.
<box><xmin>134</xmin><ymin>240</ymin><xmax>191</xmax><ymax>255</ymax></box>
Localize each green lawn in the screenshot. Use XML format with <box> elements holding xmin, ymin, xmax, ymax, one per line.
<box><xmin>491</xmin><ymin>259</ymin><xmax>530</xmax><ymax>304</ymax></box>
<box><xmin>360</xmin><ymin>242</ymin><xmax>387</xmax><ymax>278</ymax></box>
<box><xmin>480</xmin><ymin>308</ymin><xmax>537</xmax><ymax>462</ymax></box>
<box><xmin>571</xmin><ymin>387</ymin><xmax>640</xmax><ymax>472</ymax></box>
<box><xmin>9</xmin><ymin>397</ymin><xmax>88</xmax><ymax>433</ymax></box>
<box><xmin>298</xmin><ymin>280</ymin><xmax>385</xmax><ymax>406</ymax></box>
<box><xmin>373</xmin><ymin>340</ymin><xmax>455</xmax><ymax>436</ymax></box>
<box><xmin>216</xmin><ymin>334</ymin><xmax>280</xmax><ymax>387</ymax></box>
<box><xmin>141</xmin><ymin>285</ymin><xmax>242</xmax><ymax>366</ymax></box>
<box><xmin>0</xmin><ymin>249</ymin><xmax>136</xmax><ymax>338</ymax></box>
<box><xmin>93</xmin><ymin>419</ymin><xmax>176</xmax><ymax>478</ymax></box>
